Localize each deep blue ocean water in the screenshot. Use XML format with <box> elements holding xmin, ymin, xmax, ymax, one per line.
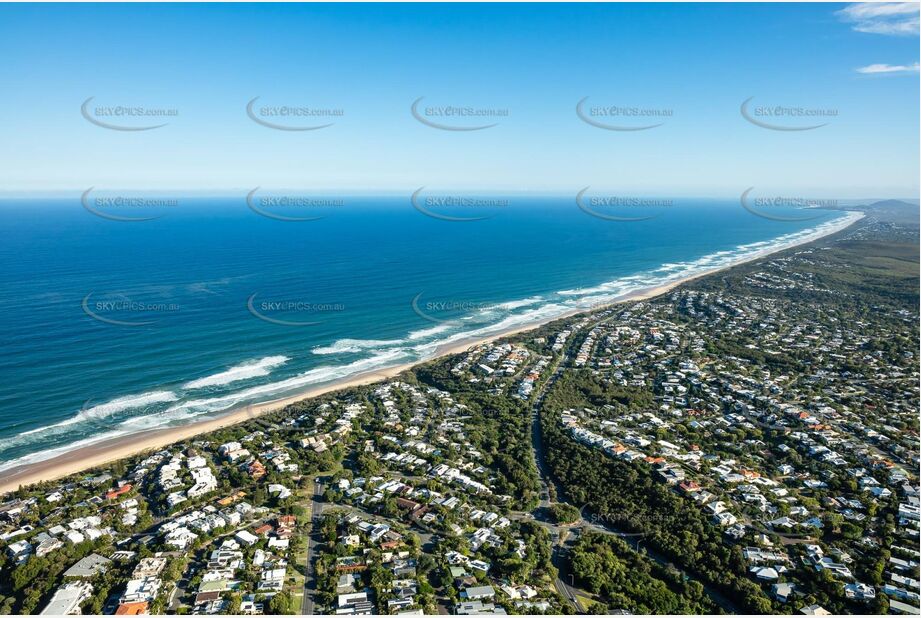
<box><xmin>0</xmin><ymin>196</ymin><xmax>855</xmax><ymax>469</ymax></box>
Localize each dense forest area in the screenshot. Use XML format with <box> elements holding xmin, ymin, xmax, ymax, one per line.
<box><xmin>570</xmin><ymin>533</ymin><xmax>718</xmax><ymax>614</ymax></box>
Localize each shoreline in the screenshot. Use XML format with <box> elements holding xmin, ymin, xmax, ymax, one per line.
<box><xmin>0</xmin><ymin>211</ymin><xmax>864</xmax><ymax>495</ymax></box>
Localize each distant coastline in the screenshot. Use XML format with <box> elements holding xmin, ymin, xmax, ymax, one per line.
<box><xmin>0</xmin><ymin>210</ymin><xmax>864</xmax><ymax>495</ymax></box>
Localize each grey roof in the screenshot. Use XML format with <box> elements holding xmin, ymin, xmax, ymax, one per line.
<box><xmin>41</xmin><ymin>584</ymin><xmax>91</xmax><ymax>615</ymax></box>
<box><xmin>456</xmin><ymin>600</ymin><xmax>507</xmax><ymax>615</ymax></box>
<box><xmin>889</xmin><ymin>600</ymin><xmax>921</xmax><ymax>615</ymax></box>
<box><xmin>63</xmin><ymin>553</ymin><xmax>112</xmax><ymax>578</ymax></box>
<box><xmin>462</xmin><ymin>585</ymin><xmax>496</xmax><ymax>599</ymax></box>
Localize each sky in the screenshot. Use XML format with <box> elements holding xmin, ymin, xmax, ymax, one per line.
<box><xmin>0</xmin><ymin>2</ymin><xmax>918</xmax><ymax>198</ymax></box>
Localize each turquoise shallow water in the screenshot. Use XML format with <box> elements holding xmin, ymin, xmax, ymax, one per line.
<box><xmin>0</xmin><ymin>196</ymin><xmax>851</xmax><ymax>469</ymax></box>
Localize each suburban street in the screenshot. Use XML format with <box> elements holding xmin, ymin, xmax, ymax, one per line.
<box><xmin>526</xmin><ymin>320</ymin><xmax>593</xmax><ymax>612</ymax></box>
<box><xmin>300</xmin><ymin>477</ymin><xmax>326</xmax><ymax>616</ymax></box>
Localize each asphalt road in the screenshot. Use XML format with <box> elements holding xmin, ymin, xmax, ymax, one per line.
<box><xmin>300</xmin><ymin>478</ymin><xmax>325</xmax><ymax>615</ymax></box>
<box><xmin>527</xmin><ymin>332</ymin><xmax>593</xmax><ymax>612</ymax></box>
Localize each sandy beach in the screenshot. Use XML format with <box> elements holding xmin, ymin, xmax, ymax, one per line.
<box><xmin>0</xmin><ymin>211</ymin><xmax>864</xmax><ymax>495</ymax></box>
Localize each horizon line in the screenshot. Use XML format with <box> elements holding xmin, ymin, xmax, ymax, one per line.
<box><xmin>0</xmin><ymin>190</ymin><xmax>917</xmax><ymax>203</ymax></box>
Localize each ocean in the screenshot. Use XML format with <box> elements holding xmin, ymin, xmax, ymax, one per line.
<box><xmin>0</xmin><ymin>195</ymin><xmax>856</xmax><ymax>471</ymax></box>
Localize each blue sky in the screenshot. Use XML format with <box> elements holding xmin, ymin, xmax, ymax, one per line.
<box><xmin>0</xmin><ymin>2</ymin><xmax>918</xmax><ymax>198</ymax></box>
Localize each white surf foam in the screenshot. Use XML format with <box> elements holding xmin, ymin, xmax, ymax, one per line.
<box><xmin>313</xmin><ymin>338</ymin><xmax>404</xmax><ymax>355</ymax></box>
<box><xmin>411</xmin><ymin>302</ymin><xmax>570</xmax><ymax>358</ymax></box>
<box><xmin>183</xmin><ymin>356</ymin><xmax>289</xmax><ymax>390</ymax></box>
<box><xmin>161</xmin><ymin>348</ymin><xmax>411</xmax><ymax>419</ymax></box>
<box><xmin>0</xmin><ymin>390</ymin><xmax>178</xmax><ymax>450</ymax></box>
<box><xmin>493</xmin><ymin>296</ymin><xmax>544</xmax><ymax>310</ymax></box>
<box><xmin>0</xmin><ymin>430</ymin><xmax>136</xmax><ymax>473</ymax></box>
<box><xmin>407</xmin><ymin>323</ymin><xmax>452</xmax><ymax>340</ymax></box>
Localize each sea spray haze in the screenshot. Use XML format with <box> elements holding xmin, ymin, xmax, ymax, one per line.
<box><xmin>0</xmin><ymin>195</ymin><xmax>854</xmax><ymax>470</ymax></box>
